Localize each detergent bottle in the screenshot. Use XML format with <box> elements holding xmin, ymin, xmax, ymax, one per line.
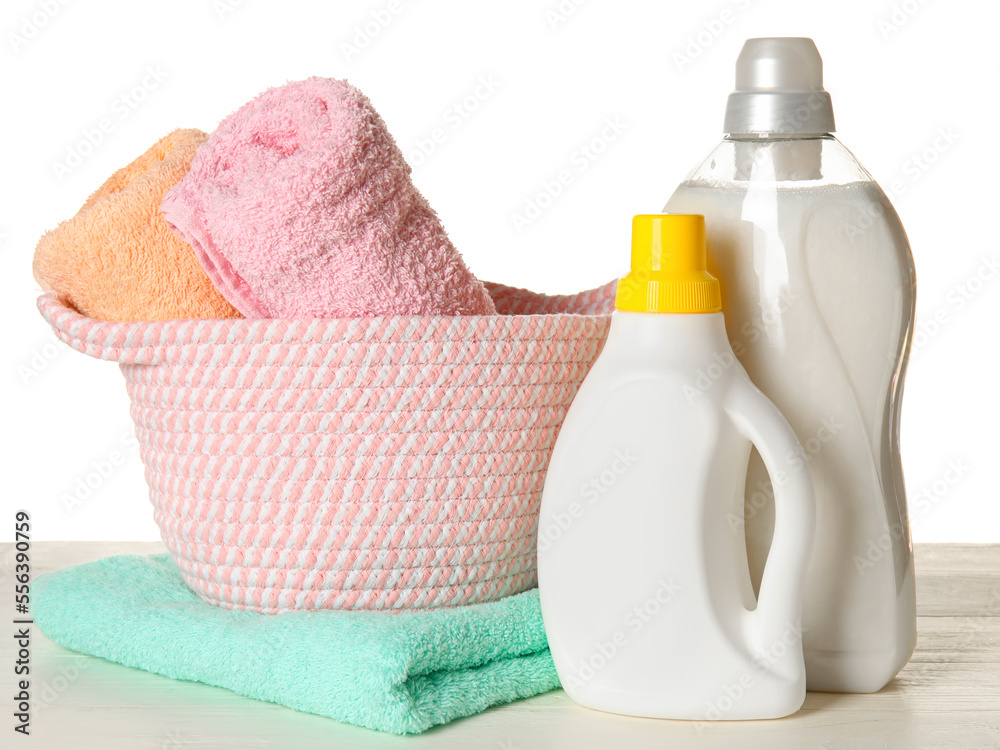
<box><xmin>537</xmin><ymin>214</ymin><xmax>815</xmax><ymax>720</ymax></box>
<box><xmin>664</xmin><ymin>38</ymin><xmax>917</xmax><ymax>693</ymax></box>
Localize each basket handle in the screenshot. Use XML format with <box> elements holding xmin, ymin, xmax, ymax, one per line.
<box><xmin>37</xmin><ymin>292</ymin><xmax>207</xmax><ymax>365</ymax></box>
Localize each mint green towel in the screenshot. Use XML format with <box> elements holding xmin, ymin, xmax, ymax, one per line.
<box><xmin>32</xmin><ymin>554</ymin><xmax>559</xmax><ymax>734</ymax></box>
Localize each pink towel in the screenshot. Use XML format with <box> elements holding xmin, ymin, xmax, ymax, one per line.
<box><xmin>161</xmin><ymin>78</ymin><xmax>495</xmax><ymax>319</ymax></box>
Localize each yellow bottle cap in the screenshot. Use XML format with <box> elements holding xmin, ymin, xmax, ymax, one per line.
<box><xmin>614</xmin><ymin>214</ymin><xmax>722</xmax><ymax>314</ymax></box>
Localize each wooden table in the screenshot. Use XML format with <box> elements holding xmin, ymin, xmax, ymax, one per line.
<box><xmin>2</xmin><ymin>542</ymin><xmax>997</xmax><ymax>748</ymax></box>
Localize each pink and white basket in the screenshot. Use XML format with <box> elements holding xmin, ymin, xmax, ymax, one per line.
<box><xmin>38</xmin><ymin>282</ymin><xmax>614</xmax><ymax>613</ymax></box>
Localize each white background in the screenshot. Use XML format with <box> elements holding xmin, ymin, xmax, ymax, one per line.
<box><xmin>1</xmin><ymin>0</ymin><xmax>997</xmax><ymax>542</ymax></box>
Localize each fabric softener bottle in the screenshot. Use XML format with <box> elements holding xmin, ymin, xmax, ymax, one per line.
<box><xmin>664</xmin><ymin>37</ymin><xmax>917</xmax><ymax>693</ymax></box>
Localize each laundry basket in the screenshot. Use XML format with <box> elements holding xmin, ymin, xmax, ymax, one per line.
<box><xmin>38</xmin><ymin>282</ymin><xmax>615</xmax><ymax>613</ymax></box>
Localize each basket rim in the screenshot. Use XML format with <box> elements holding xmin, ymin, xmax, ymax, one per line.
<box><xmin>36</xmin><ymin>281</ymin><xmax>615</xmax><ymax>366</ymax></box>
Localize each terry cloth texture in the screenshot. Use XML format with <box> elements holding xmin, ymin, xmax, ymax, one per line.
<box><xmin>161</xmin><ymin>77</ymin><xmax>496</xmax><ymax>319</ymax></box>
<box><xmin>33</xmin><ymin>553</ymin><xmax>559</xmax><ymax>735</ymax></box>
<box><xmin>33</xmin><ymin>129</ymin><xmax>241</xmax><ymax>321</ymax></box>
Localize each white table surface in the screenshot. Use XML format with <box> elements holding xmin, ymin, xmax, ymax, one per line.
<box><xmin>1</xmin><ymin>542</ymin><xmax>998</xmax><ymax>749</ymax></box>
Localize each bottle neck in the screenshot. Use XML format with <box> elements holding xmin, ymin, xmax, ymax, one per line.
<box><xmin>727</xmin><ymin>135</ymin><xmax>829</xmax><ymax>182</ymax></box>
<box><xmin>603</xmin><ymin>310</ymin><xmax>732</xmax><ymax>363</ymax></box>
<box><xmin>679</xmin><ymin>134</ymin><xmax>873</xmax><ymax>186</ymax></box>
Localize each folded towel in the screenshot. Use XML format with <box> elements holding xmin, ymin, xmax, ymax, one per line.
<box><xmin>32</xmin><ymin>129</ymin><xmax>241</xmax><ymax>321</ymax></box>
<box><xmin>161</xmin><ymin>78</ymin><xmax>496</xmax><ymax>319</ymax></box>
<box><xmin>33</xmin><ymin>553</ymin><xmax>559</xmax><ymax>735</ymax></box>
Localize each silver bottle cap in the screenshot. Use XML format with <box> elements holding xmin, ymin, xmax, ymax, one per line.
<box><xmin>723</xmin><ymin>38</ymin><xmax>836</xmax><ymax>136</ymax></box>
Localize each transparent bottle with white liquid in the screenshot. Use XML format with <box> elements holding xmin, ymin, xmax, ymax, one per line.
<box><xmin>664</xmin><ymin>37</ymin><xmax>917</xmax><ymax>693</ymax></box>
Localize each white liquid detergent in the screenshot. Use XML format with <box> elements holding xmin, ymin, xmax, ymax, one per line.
<box><xmin>665</xmin><ymin>38</ymin><xmax>917</xmax><ymax>693</ymax></box>
<box><xmin>538</xmin><ymin>215</ymin><xmax>815</xmax><ymax>720</ymax></box>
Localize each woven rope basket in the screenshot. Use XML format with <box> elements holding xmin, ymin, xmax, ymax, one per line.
<box><xmin>38</xmin><ymin>282</ymin><xmax>615</xmax><ymax>613</ymax></box>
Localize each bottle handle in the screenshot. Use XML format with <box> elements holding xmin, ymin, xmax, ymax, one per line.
<box><xmin>725</xmin><ymin>377</ymin><xmax>816</xmax><ymax>652</ymax></box>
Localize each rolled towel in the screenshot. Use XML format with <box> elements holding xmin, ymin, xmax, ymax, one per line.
<box><xmin>32</xmin><ymin>129</ymin><xmax>241</xmax><ymax>321</ymax></box>
<box><xmin>161</xmin><ymin>77</ymin><xmax>496</xmax><ymax>318</ymax></box>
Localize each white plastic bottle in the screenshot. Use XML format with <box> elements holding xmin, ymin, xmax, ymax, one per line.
<box><xmin>537</xmin><ymin>214</ymin><xmax>815</xmax><ymax>721</ymax></box>
<box><xmin>664</xmin><ymin>38</ymin><xmax>917</xmax><ymax>693</ymax></box>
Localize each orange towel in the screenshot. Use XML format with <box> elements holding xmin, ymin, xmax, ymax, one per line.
<box><xmin>33</xmin><ymin>129</ymin><xmax>240</xmax><ymax>321</ymax></box>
